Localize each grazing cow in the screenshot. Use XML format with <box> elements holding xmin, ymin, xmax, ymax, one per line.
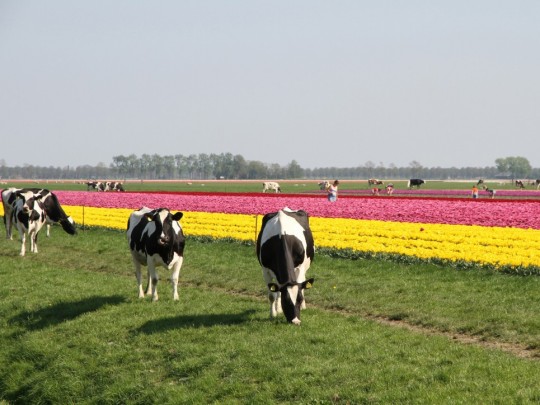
<box><xmin>318</xmin><ymin>181</ymin><xmax>330</xmax><ymax>190</ymax></box>
<box><xmin>127</xmin><ymin>207</ymin><xmax>186</xmax><ymax>301</ymax></box>
<box><xmin>515</xmin><ymin>180</ymin><xmax>525</xmax><ymax>189</ymax></box>
<box><xmin>256</xmin><ymin>208</ymin><xmax>315</xmax><ymax>325</ymax></box>
<box><xmin>93</xmin><ymin>181</ymin><xmax>106</xmax><ymax>192</ymax></box>
<box><xmin>408</xmin><ymin>178</ymin><xmax>425</xmax><ymax>188</ymax></box>
<box><xmin>262</xmin><ymin>182</ymin><xmax>281</xmax><ymax>193</ymax></box>
<box><xmin>85</xmin><ymin>181</ymin><xmax>98</xmax><ymax>191</ymax></box>
<box><xmin>105</xmin><ymin>181</ymin><xmax>125</xmax><ymax>192</ymax></box>
<box><xmin>2</xmin><ymin>188</ymin><xmax>76</xmax><ymax>239</ymax></box>
<box><xmin>368</xmin><ymin>179</ymin><xmax>383</xmax><ymax>185</ymax></box>
<box><xmin>482</xmin><ymin>186</ymin><xmax>496</xmax><ymax>199</ymax></box>
<box><xmin>10</xmin><ymin>190</ymin><xmax>48</xmax><ymax>256</ymax></box>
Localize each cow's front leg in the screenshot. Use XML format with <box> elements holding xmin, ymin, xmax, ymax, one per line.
<box><xmin>170</xmin><ymin>257</ymin><xmax>183</xmax><ymax>301</ymax></box>
<box><xmin>19</xmin><ymin>232</ymin><xmax>26</xmax><ymax>256</ymax></box>
<box><xmin>30</xmin><ymin>232</ymin><xmax>38</xmax><ymax>253</ymax></box>
<box><xmin>148</xmin><ymin>261</ymin><xmax>159</xmax><ymax>302</ymax></box>
<box><xmin>262</xmin><ymin>268</ymin><xmax>282</xmax><ymax>317</ymax></box>
<box><xmin>132</xmin><ymin>258</ymin><xmax>145</xmax><ymax>298</ymax></box>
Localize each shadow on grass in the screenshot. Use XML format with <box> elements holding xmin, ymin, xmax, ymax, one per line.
<box><xmin>136</xmin><ymin>309</ymin><xmax>259</xmax><ymax>334</ymax></box>
<box><xmin>10</xmin><ymin>295</ymin><xmax>126</xmax><ymax>331</ymax></box>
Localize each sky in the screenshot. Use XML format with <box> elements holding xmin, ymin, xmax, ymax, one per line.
<box><xmin>1</xmin><ymin>1</ymin><xmax>539</xmax><ymax>170</ymax></box>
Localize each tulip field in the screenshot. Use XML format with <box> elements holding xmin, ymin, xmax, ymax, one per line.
<box><xmin>1</xmin><ymin>184</ymin><xmax>540</xmax><ymax>403</ymax></box>
<box><xmin>7</xmin><ymin>189</ymin><xmax>535</xmax><ymax>273</ymax></box>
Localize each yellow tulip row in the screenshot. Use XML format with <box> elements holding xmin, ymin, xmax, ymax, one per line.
<box><xmin>58</xmin><ymin>206</ymin><xmax>540</xmax><ymax>270</ymax></box>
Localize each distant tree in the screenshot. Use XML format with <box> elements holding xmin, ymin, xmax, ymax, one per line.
<box><xmin>495</xmin><ymin>157</ymin><xmax>531</xmax><ymax>180</ymax></box>
<box><xmin>287</xmin><ymin>160</ymin><xmax>304</xmax><ymax>179</ymax></box>
<box><xmin>409</xmin><ymin>161</ymin><xmax>423</xmax><ymax>178</ymax></box>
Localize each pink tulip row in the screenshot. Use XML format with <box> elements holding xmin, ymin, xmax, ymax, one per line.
<box><xmin>55</xmin><ymin>191</ymin><xmax>540</xmax><ymax>230</ymax></box>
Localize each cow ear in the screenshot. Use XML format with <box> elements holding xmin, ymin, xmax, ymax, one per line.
<box><xmin>302</xmin><ymin>278</ymin><xmax>315</xmax><ymax>289</ymax></box>
<box><xmin>267</xmin><ymin>283</ymin><xmax>279</xmax><ymax>292</ymax></box>
<box><xmin>172</xmin><ymin>212</ymin><xmax>183</xmax><ymax>221</ymax></box>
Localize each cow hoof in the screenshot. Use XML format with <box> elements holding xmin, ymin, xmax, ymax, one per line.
<box><xmin>291</xmin><ymin>318</ymin><xmax>301</xmax><ymax>325</ymax></box>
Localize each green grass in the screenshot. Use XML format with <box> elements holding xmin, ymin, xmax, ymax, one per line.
<box><xmin>0</xmin><ymin>227</ymin><xmax>539</xmax><ymax>404</ymax></box>
<box><xmin>4</xmin><ymin>178</ymin><xmax>528</xmax><ymax>194</ymax></box>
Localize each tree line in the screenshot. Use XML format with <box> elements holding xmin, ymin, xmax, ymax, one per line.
<box><xmin>0</xmin><ymin>154</ymin><xmax>537</xmax><ymax>181</ymax></box>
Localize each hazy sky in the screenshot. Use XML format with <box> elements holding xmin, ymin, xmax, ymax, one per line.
<box><xmin>1</xmin><ymin>1</ymin><xmax>539</xmax><ymax>169</ymax></box>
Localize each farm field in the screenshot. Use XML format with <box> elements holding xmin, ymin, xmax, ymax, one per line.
<box><xmin>4</xmin><ymin>178</ymin><xmax>540</xmax><ymax>198</ymax></box>
<box><xmin>0</xmin><ymin>229</ymin><xmax>539</xmax><ymax>404</ymax></box>
<box><xmin>1</xmin><ymin>181</ymin><xmax>539</xmax><ymax>403</ymax></box>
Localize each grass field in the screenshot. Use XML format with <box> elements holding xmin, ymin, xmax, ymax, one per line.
<box><xmin>4</xmin><ymin>178</ymin><xmax>538</xmax><ymax>194</ymax></box>
<box><xmin>1</xmin><ymin>226</ymin><xmax>539</xmax><ymax>404</ymax></box>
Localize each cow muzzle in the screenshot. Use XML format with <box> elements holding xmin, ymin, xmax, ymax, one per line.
<box><xmin>158</xmin><ymin>236</ymin><xmax>169</xmax><ymax>246</ymax></box>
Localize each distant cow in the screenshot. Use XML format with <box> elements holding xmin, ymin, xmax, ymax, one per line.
<box><xmin>408</xmin><ymin>178</ymin><xmax>425</xmax><ymax>188</ymax></box>
<box><xmin>368</xmin><ymin>179</ymin><xmax>383</xmax><ymax>185</ymax></box>
<box><xmin>536</xmin><ymin>179</ymin><xmax>540</xmax><ymax>190</ymax></box>
<box><xmin>477</xmin><ymin>179</ymin><xmax>484</xmax><ymax>185</ymax></box>
<box><xmin>85</xmin><ymin>181</ymin><xmax>98</xmax><ymax>191</ymax></box>
<box><xmin>127</xmin><ymin>207</ymin><xmax>186</xmax><ymax>301</ymax></box>
<box><xmin>2</xmin><ymin>188</ymin><xmax>76</xmax><ymax>240</ymax></box>
<box><xmin>515</xmin><ymin>180</ymin><xmax>525</xmax><ymax>189</ymax></box>
<box><xmin>482</xmin><ymin>186</ymin><xmax>496</xmax><ymax>199</ymax></box>
<box><xmin>105</xmin><ymin>181</ymin><xmax>125</xmax><ymax>192</ymax></box>
<box><xmin>256</xmin><ymin>208</ymin><xmax>315</xmax><ymax>325</ymax></box>
<box><xmin>10</xmin><ymin>190</ymin><xmax>48</xmax><ymax>256</ymax></box>
<box><xmin>318</xmin><ymin>181</ymin><xmax>330</xmax><ymax>190</ymax></box>
<box><xmin>262</xmin><ymin>182</ymin><xmax>281</xmax><ymax>193</ymax></box>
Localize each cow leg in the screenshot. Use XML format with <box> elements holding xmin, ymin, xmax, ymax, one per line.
<box><xmin>147</xmin><ymin>260</ymin><xmax>159</xmax><ymax>302</ymax></box>
<box><xmin>29</xmin><ymin>231</ymin><xmax>37</xmax><ymax>253</ymax></box>
<box><xmin>170</xmin><ymin>257</ymin><xmax>183</xmax><ymax>301</ymax></box>
<box><xmin>262</xmin><ymin>268</ymin><xmax>282</xmax><ymax>317</ymax></box>
<box><xmin>19</xmin><ymin>231</ymin><xmax>26</xmax><ymax>256</ymax></box>
<box><xmin>5</xmin><ymin>213</ymin><xmax>13</xmax><ymax>240</ymax></box>
<box><xmin>145</xmin><ymin>269</ymin><xmax>153</xmax><ymax>296</ymax></box>
<box><xmin>132</xmin><ymin>258</ymin><xmax>146</xmax><ymax>299</ymax></box>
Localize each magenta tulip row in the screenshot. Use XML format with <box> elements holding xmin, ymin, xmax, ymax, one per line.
<box><xmin>55</xmin><ymin>191</ymin><xmax>540</xmax><ymax>230</ymax></box>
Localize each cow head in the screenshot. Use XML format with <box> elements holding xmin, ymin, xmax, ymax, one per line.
<box><xmin>268</xmin><ymin>278</ymin><xmax>315</xmax><ymax>324</ymax></box>
<box><xmin>145</xmin><ymin>208</ymin><xmax>184</xmax><ymax>248</ymax></box>
<box><xmin>15</xmin><ymin>190</ymin><xmax>42</xmax><ymax>214</ymax></box>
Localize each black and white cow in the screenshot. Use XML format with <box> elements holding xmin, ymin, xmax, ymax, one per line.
<box><xmin>262</xmin><ymin>182</ymin><xmax>281</xmax><ymax>193</ymax></box>
<box><xmin>256</xmin><ymin>207</ymin><xmax>315</xmax><ymax>325</ymax></box>
<box><xmin>408</xmin><ymin>178</ymin><xmax>425</xmax><ymax>188</ymax></box>
<box><xmin>318</xmin><ymin>181</ymin><xmax>330</xmax><ymax>190</ymax></box>
<box><xmin>105</xmin><ymin>181</ymin><xmax>125</xmax><ymax>192</ymax></box>
<box><xmin>2</xmin><ymin>188</ymin><xmax>76</xmax><ymax>239</ymax></box>
<box><xmin>127</xmin><ymin>207</ymin><xmax>186</xmax><ymax>301</ymax></box>
<box><xmin>515</xmin><ymin>180</ymin><xmax>525</xmax><ymax>189</ymax></box>
<box><xmin>85</xmin><ymin>181</ymin><xmax>98</xmax><ymax>191</ymax></box>
<box><xmin>368</xmin><ymin>179</ymin><xmax>383</xmax><ymax>185</ymax></box>
<box><xmin>536</xmin><ymin>179</ymin><xmax>540</xmax><ymax>190</ymax></box>
<box><xmin>10</xmin><ymin>190</ymin><xmax>48</xmax><ymax>256</ymax></box>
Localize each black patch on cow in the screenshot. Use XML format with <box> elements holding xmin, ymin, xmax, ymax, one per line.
<box><xmin>259</xmin><ymin>234</ymin><xmax>305</xmax><ymax>284</ymax></box>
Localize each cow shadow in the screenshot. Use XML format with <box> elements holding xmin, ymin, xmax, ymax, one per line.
<box><xmin>136</xmin><ymin>309</ymin><xmax>258</xmax><ymax>334</ymax></box>
<box><xmin>10</xmin><ymin>295</ymin><xmax>126</xmax><ymax>331</ymax></box>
